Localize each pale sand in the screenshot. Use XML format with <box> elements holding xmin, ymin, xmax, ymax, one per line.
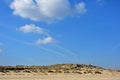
<box><xmin>0</xmin><ymin>73</ymin><xmax>120</xmax><ymax>80</ymax></box>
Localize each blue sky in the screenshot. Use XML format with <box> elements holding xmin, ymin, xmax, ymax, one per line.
<box><xmin>0</xmin><ymin>0</ymin><xmax>120</xmax><ymax>69</ymax></box>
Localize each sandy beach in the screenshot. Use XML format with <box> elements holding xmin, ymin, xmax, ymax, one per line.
<box><xmin>0</xmin><ymin>72</ymin><xmax>120</xmax><ymax>80</ymax></box>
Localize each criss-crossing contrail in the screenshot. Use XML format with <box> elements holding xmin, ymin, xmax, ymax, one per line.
<box><xmin>54</xmin><ymin>44</ymin><xmax>78</xmax><ymax>56</ymax></box>
<box><xmin>0</xmin><ymin>33</ymin><xmax>75</xmax><ymax>62</ymax></box>
<box><xmin>53</xmin><ymin>44</ymin><xmax>80</xmax><ymax>61</ymax></box>
<box><xmin>0</xmin><ymin>25</ymin><xmax>79</xmax><ymax>62</ymax></box>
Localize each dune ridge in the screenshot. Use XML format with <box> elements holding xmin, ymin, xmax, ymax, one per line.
<box><xmin>0</xmin><ymin>64</ymin><xmax>119</xmax><ymax>74</ymax></box>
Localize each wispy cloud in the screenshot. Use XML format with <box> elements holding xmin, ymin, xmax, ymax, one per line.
<box><xmin>17</xmin><ymin>24</ymin><xmax>54</xmax><ymax>45</ymax></box>
<box><xmin>75</xmin><ymin>2</ymin><xmax>86</xmax><ymax>14</ymax></box>
<box><xmin>36</xmin><ymin>36</ymin><xmax>54</xmax><ymax>45</ymax></box>
<box><xmin>10</xmin><ymin>0</ymin><xmax>87</xmax><ymax>22</ymax></box>
<box><xmin>16</xmin><ymin>24</ymin><xmax>78</xmax><ymax>59</ymax></box>
<box><xmin>17</xmin><ymin>24</ymin><xmax>47</xmax><ymax>35</ymax></box>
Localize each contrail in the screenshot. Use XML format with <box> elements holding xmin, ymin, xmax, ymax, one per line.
<box><xmin>53</xmin><ymin>44</ymin><xmax>79</xmax><ymax>58</ymax></box>
<box><xmin>0</xmin><ymin>25</ymin><xmax>79</xmax><ymax>62</ymax></box>
<box><xmin>35</xmin><ymin>45</ymin><xmax>69</xmax><ymax>58</ymax></box>
<box><xmin>34</xmin><ymin>44</ymin><xmax>80</xmax><ymax>62</ymax></box>
<box><xmin>0</xmin><ymin>33</ymin><xmax>74</xmax><ymax>61</ymax></box>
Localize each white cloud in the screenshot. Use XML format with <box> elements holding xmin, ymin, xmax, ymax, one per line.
<box><xmin>17</xmin><ymin>24</ymin><xmax>54</xmax><ymax>45</ymax></box>
<box><xmin>75</xmin><ymin>2</ymin><xmax>87</xmax><ymax>14</ymax></box>
<box><xmin>36</xmin><ymin>36</ymin><xmax>54</xmax><ymax>45</ymax></box>
<box><xmin>17</xmin><ymin>24</ymin><xmax>46</xmax><ymax>35</ymax></box>
<box><xmin>10</xmin><ymin>0</ymin><xmax>87</xmax><ymax>22</ymax></box>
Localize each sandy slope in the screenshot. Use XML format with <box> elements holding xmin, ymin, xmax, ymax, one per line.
<box><xmin>0</xmin><ymin>64</ymin><xmax>120</xmax><ymax>80</ymax></box>
<box><xmin>0</xmin><ymin>73</ymin><xmax>120</xmax><ymax>80</ymax></box>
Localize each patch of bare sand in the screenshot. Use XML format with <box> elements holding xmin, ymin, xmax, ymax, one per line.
<box><xmin>0</xmin><ymin>72</ymin><xmax>120</xmax><ymax>80</ymax></box>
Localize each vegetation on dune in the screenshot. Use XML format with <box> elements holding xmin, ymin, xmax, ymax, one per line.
<box><xmin>0</xmin><ymin>64</ymin><xmax>118</xmax><ymax>74</ymax></box>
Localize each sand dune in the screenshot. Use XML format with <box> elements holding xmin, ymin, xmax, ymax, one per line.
<box><xmin>0</xmin><ymin>64</ymin><xmax>120</xmax><ymax>80</ymax></box>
